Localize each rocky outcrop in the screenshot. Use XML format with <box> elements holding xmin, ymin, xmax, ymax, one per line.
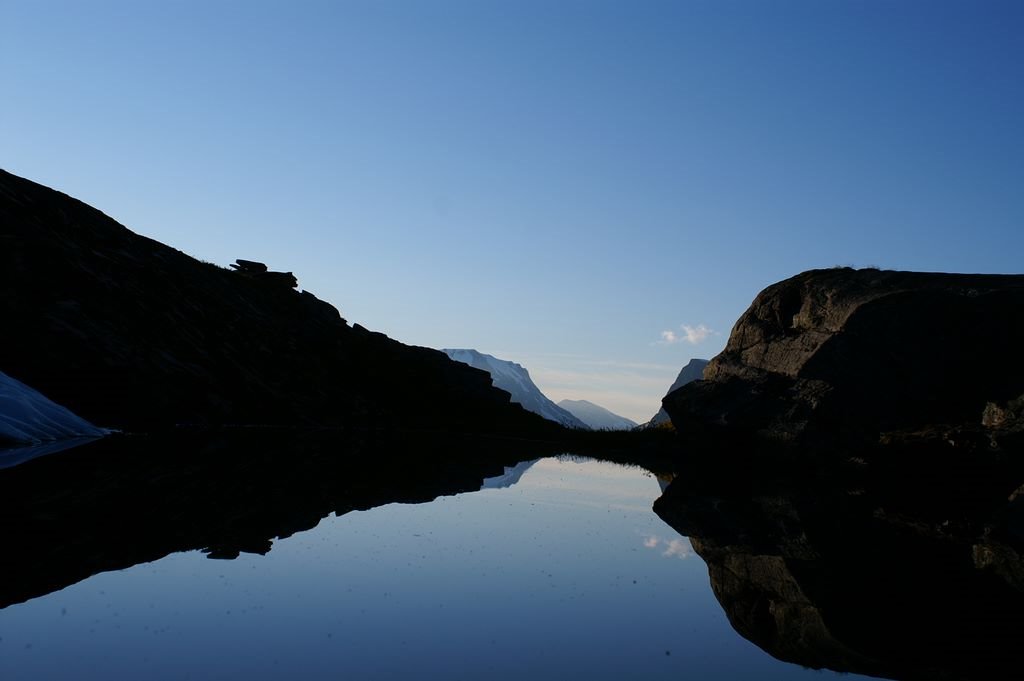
<box><xmin>230</xmin><ymin>259</ymin><xmax>268</xmax><ymax>273</ymax></box>
<box><xmin>664</xmin><ymin>268</ymin><xmax>1024</xmax><ymax>453</ymax></box>
<box><xmin>229</xmin><ymin>259</ymin><xmax>299</xmax><ymax>289</ymax></box>
<box><xmin>0</xmin><ymin>169</ymin><xmax>557</xmax><ymax>435</ymax></box>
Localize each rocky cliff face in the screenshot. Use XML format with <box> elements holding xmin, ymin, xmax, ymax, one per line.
<box><xmin>0</xmin><ymin>169</ymin><xmax>555</xmax><ymax>435</ymax></box>
<box><xmin>664</xmin><ymin>268</ymin><xmax>1024</xmax><ymax>452</ymax></box>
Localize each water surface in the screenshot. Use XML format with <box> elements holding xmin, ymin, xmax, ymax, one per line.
<box><xmin>1</xmin><ymin>451</ymin><xmax>865</xmax><ymax>680</ymax></box>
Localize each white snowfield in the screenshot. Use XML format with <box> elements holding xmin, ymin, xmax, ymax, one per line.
<box><xmin>442</xmin><ymin>349</ymin><xmax>589</xmax><ymax>429</ymax></box>
<box><xmin>0</xmin><ymin>370</ymin><xmax>107</xmax><ymax>447</ymax></box>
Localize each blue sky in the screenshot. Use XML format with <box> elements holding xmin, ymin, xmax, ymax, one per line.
<box><xmin>3</xmin><ymin>1</ymin><xmax>1022</xmax><ymax>421</ymax></box>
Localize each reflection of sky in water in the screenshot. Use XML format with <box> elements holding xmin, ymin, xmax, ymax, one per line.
<box><xmin>643</xmin><ymin>534</ymin><xmax>695</xmax><ymax>560</ymax></box>
<box><xmin>0</xmin><ymin>456</ymin><xmax>867</xmax><ymax>680</ymax></box>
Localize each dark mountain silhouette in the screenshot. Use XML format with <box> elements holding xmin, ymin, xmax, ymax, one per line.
<box><xmin>645</xmin><ymin>358</ymin><xmax>708</xmax><ymax>427</ymax></box>
<box><xmin>0</xmin><ymin>169</ymin><xmax>557</xmax><ymax>435</ymax></box>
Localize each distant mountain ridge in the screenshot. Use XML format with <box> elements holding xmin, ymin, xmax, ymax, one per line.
<box><xmin>557</xmin><ymin>399</ymin><xmax>637</xmax><ymax>430</ymax></box>
<box><xmin>443</xmin><ymin>349</ymin><xmax>588</xmax><ymax>429</ymax></box>
<box><xmin>646</xmin><ymin>358</ymin><xmax>709</xmax><ymax>427</ymax></box>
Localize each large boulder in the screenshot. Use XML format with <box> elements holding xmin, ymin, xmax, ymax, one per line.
<box><xmin>664</xmin><ymin>268</ymin><xmax>1024</xmax><ymax>451</ymax></box>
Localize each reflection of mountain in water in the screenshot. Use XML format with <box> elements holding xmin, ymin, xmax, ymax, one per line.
<box><xmin>654</xmin><ymin>451</ymin><xmax>1024</xmax><ymax>681</ymax></box>
<box><xmin>9</xmin><ymin>417</ymin><xmax>1023</xmax><ymax>681</ymax></box>
<box><xmin>480</xmin><ymin>459</ymin><xmax>540</xmax><ymax>489</ymax></box>
<box><xmin>0</xmin><ymin>430</ymin><xmax>563</xmax><ymax>610</ymax></box>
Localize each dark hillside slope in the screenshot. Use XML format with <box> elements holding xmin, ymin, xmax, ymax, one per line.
<box><xmin>0</xmin><ymin>169</ymin><xmax>553</xmax><ymax>434</ymax></box>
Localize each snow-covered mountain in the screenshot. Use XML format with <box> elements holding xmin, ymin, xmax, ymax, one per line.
<box><xmin>557</xmin><ymin>399</ymin><xmax>637</xmax><ymax>431</ymax></box>
<box><xmin>442</xmin><ymin>349</ymin><xmax>589</xmax><ymax>429</ymax></box>
<box><xmin>0</xmin><ymin>370</ymin><xmax>107</xmax><ymax>448</ymax></box>
<box><xmin>646</xmin><ymin>358</ymin><xmax>710</xmax><ymax>427</ymax></box>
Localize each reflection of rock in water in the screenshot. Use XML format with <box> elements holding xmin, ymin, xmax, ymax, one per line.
<box><xmin>655</xmin><ymin>472</ymin><xmax>675</xmax><ymax>493</ymax></box>
<box><xmin>480</xmin><ymin>459</ymin><xmax>540</xmax><ymax>489</ymax></box>
<box><xmin>654</xmin><ymin>455</ymin><xmax>1024</xmax><ymax>681</ymax></box>
<box><xmin>0</xmin><ymin>430</ymin><xmax>561</xmax><ymax>610</ymax></box>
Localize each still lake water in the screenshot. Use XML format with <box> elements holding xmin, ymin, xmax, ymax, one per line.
<box><xmin>1</xmin><ymin>454</ymin><xmax>868</xmax><ymax>681</ymax></box>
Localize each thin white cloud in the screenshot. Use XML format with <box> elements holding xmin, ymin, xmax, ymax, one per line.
<box><xmin>681</xmin><ymin>324</ymin><xmax>713</xmax><ymax>344</ymax></box>
<box><xmin>657</xmin><ymin>323</ymin><xmax>715</xmax><ymax>346</ymax></box>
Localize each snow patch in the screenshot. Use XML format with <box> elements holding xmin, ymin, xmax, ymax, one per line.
<box><xmin>0</xmin><ymin>370</ymin><xmax>107</xmax><ymax>449</ymax></box>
